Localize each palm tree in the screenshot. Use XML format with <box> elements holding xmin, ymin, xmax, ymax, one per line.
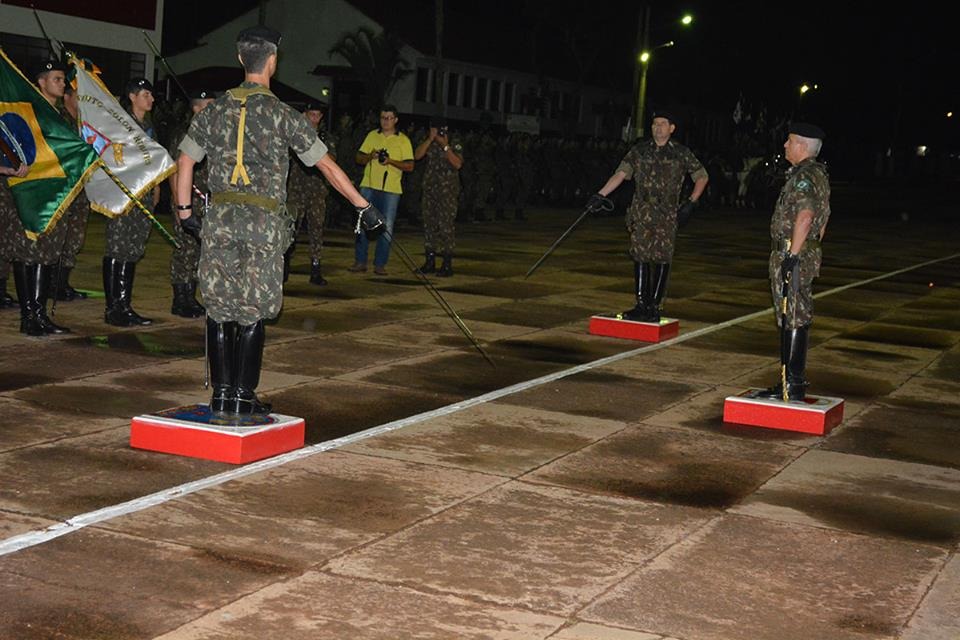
<box><xmin>328</xmin><ymin>27</ymin><xmax>413</xmax><ymax>113</ymax></box>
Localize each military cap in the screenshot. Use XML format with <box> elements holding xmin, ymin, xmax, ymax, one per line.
<box><xmin>35</xmin><ymin>59</ymin><xmax>67</xmax><ymax>78</ymax></box>
<box><xmin>190</xmin><ymin>88</ymin><xmax>215</xmax><ymax>100</ymax></box>
<box><xmin>651</xmin><ymin>110</ymin><xmax>677</xmax><ymax>125</ymax></box>
<box><xmin>125</xmin><ymin>77</ymin><xmax>154</xmax><ymax>95</ymax></box>
<box><xmin>789</xmin><ymin>122</ymin><xmax>825</xmax><ymax>140</ymax></box>
<box><xmin>237</xmin><ymin>25</ymin><xmax>282</xmax><ymax>46</ymax></box>
<box><xmin>303</xmin><ymin>101</ymin><xmax>327</xmax><ymax>112</ymax></box>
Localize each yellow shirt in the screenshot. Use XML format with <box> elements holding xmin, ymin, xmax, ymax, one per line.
<box><xmin>359</xmin><ymin>129</ymin><xmax>414</xmax><ymax>194</ymax></box>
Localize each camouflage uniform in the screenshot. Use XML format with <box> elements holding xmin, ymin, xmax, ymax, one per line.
<box><xmin>169</xmin><ymin>124</ymin><xmax>207</xmax><ymax>285</ymax></box>
<box><xmin>617</xmin><ymin>139</ymin><xmax>708</xmax><ymax>262</ymax></box>
<box><xmin>493</xmin><ymin>136</ymin><xmax>517</xmax><ymax>218</ymax></box>
<box><xmin>471</xmin><ymin>134</ymin><xmax>496</xmax><ymax>220</ymax></box>
<box><xmin>57</xmin><ymin>105</ymin><xmax>90</xmax><ymax>271</ymax></box>
<box><xmin>769</xmin><ymin>157</ymin><xmax>831</xmax><ymax>329</ymax></box>
<box><xmin>286</xmin><ymin>127</ymin><xmax>336</xmax><ymax>261</ymax></box>
<box><xmin>420</xmin><ymin>138</ymin><xmax>462</xmax><ymax>255</ymax></box>
<box><xmin>104</xmin><ymin>113</ymin><xmax>156</xmax><ymax>262</ymax></box>
<box><xmin>179</xmin><ymin>81</ymin><xmax>327</xmax><ymax>325</ymax></box>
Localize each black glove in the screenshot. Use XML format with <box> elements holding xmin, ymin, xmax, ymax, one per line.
<box><xmin>355</xmin><ymin>203</ymin><xmax>386</xmax><ymax>237</ymax></box>
<box><xmin>780</xmin><ymin>253</ymin><xmax>799</xmax><ymax>283</ymax></box>
<box><xmin>179</xmin><ymin>211</ymin><xmax>202</xmax><ymax>240</ymax></box>
<box><xmin>585</xmin><ymin>193</ymin><xmax>612</xmax><ymax>213</ymax></box>
<box><xmin>677</xmin><ymin>199</ymin><xmax>698</xmax><ymax>227</ymax></box>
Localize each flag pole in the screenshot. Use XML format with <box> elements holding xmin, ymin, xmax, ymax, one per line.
<box><xmin>96</xmin><ymin>160</ymin><xmax>181</xmax><ymax>249</ymax></box>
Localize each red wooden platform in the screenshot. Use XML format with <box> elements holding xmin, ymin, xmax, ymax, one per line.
<box><xmin>723</xmin><ymin>389</ymin><xmax>844</xmax><ymax>435</ymax></box>
<box><xmin>588</xmin><ymin>314</ymin><xmax>679</xmax><ymax>343</ymax></box>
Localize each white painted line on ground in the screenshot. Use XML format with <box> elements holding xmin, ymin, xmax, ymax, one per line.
<box><xmin>1</xmin><ymin>252</ymin><xmax>957</xmax><ymax>557</ymax></box>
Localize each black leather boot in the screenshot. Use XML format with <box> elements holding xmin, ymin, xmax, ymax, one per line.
<box><xmin>1</xmin><ymin>277</ymin><xmax>17</xmax><ymax>309</ymax></box>
<box><xmin>419</xmin><ymin>251</ymin><xmax>437</xmax><ymax>274</ymax></box>
<box><xmin>13</xmin><ymin>262</ymin><xmax>70</xmax><ymax>335</ymax></box>
<box><xmin>171</xmin><ymin>282</ymin><xmax>205</xmax><ymax>318</ymax></box>
<box><xmin>51</xmin><ymin>264</ymin><xmax>87</xmax><ymax>301</ymax></box>
<box><xmin>758</xmin><ymin>325</ymin><xmax>810</xmax><ymax>401</ymax></box>
<box><xmin>436</xmin><ymin>253</ymin><xmax>453</xmax><ymax>277</ymax></box>
<box><xmin>104</xmin><ymin>259</ymin><xmax>152</xmax><ymax>326</ymax></box>
<box><xmin>648</xmin><ymin>262</ymin><xmax>671</xmax><ymax>323</ymax></box>
<box><xmin>207</xmin><ymin>317</ymin><xmax>237</xmax><ymax>415</ymax></box>
<box><xmin>232</xmin><ymin>320</ymin><xmax>272</xmax><ymax>416</ymax></box>
<box><xmin>621</xmin><ymin>262</ymin><xmax>654</xmax><ymax>321</ymax></box>
<box><xmin>309</xmin><ymin>259</ymin><xmax>327</xmax><ymax>286</ymax></box>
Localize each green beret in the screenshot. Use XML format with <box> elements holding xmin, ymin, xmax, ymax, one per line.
<box><xmin>789</xmin><ymin>122</ymin><xmax>825</xmax><ymax>140</ymax></box>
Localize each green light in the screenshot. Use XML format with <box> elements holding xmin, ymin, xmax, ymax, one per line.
<box><xmin>640</xmin><ymin>51</ymin><xmax>650</xmax><ymax>63</ymax></box>
<box><xmin>321</xmin><ymin>87</ymin><xmax>330</xmax><ymax>97</ymax></box>
<box><xmin>800</xmin><ymin>84</ymin><xmax>810</xmax><ymax>95</ymax></box>
<box><xmin>681</xmin><ymin>14</ymin><xmax>693</xmax><ymax>25</ymax></box>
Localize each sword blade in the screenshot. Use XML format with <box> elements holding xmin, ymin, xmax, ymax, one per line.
<box><xmin>525</xmin><ymin>207</ymin><xmax>591</xmax><ymax>278</ymax></box>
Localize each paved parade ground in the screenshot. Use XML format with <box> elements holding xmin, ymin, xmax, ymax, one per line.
<box><xmin>1</xmin><ymin>183</ymin><xmax>958</xmax><ymax>639</ymax></box>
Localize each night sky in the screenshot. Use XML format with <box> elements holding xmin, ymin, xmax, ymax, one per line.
<box><xmin>163</xmin><ymin>1</ymin><xmax>958</xmax><ymax>150</ymax></box>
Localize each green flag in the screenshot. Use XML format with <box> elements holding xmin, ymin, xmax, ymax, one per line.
<box><xmin>0</xmin><ymin>48</ymin><xmax>98</xmax><ymax>239</ymax></box>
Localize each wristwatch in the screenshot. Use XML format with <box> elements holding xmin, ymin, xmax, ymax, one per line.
<box><xmin>442</xmin><ymin>145</ymin><xmax>450</xmax><ymax>152</ymax></box>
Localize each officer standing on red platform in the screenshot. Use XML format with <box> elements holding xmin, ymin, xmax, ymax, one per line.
<box><xmin>758</xmin><ymin>122</ymin><xmax>831</xmax><ymax>402</ymax></box>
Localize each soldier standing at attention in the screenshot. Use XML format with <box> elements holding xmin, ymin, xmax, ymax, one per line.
<box><xmin>758</xmin><ymin>123</ymin><xmax>830</xmax><ymax>402</ymax></box>
<box><xmin>590</xmin><ymin>112</ymin><xmax>708</xmax><ymax>322</ymax></box>
<box><xmin>286</xmin><ymin>101</ymin><xmax>336</xmax><ymax>286</ymax></box>
<box><xmin>51</xmin><ymin>82</ymin><xmax>91</xmax><ymax>302</ymax></box>
<box><xmin>102</xmin><ymin>77</ymin><xmax>160</xmax><ymax>327</ymax></box>
<box><xmin>168</xmin><ymin>88</ymin><xmax>214</xmax><ymax>318</ymax></box>
<box><xmin>175</xmin><ymin>26</ymin><xmax>382</xmax><ymax>417</ymax></box>
<box><xmin>7</xmin><ymin>60</ymin><xmax>74</xmax><ymax>336</ymax></box>
<box><xmin>414</xmin><ymin>117</ymin><xmax>463</xmax><ymax>278</ymax></box>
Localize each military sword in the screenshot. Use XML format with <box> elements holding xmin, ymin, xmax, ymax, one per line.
<box><xmin>355</xmin><ymin>213</ymin><xmax>494</xmax><ymax>367</ymax></box>
<box><xmin>142</xmin><ymin>31</ymin><xmax>191</xmax><ymax>101</ymax></box>
<box><xmin>525</xmin><ymin>196</ymin><xmax>614</xmax><ymax>278</ymax></box>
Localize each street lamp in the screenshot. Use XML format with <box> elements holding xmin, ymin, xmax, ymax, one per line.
<box><xmin>633</xmin><ymin>8</ymin><xmax>693</xmax><ymax>139</ymax></box>
<box><xmin>636</xmin><ymin>40</ymin><xmax>675</xmax><ymax>138</ymax></box>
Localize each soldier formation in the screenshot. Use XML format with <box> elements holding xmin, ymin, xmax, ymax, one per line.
<box><xmin>1</xmin><ymin>24</ymin><xmax>830</xmax><ymax>418</ymax></box>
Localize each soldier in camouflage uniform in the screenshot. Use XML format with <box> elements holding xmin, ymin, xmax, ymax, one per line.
<box><xmin>592</xmin><ymin>112</ymin><xmax>708</xmax><ymax>322</ymax></box>
<box><xmin>7</xmin><ymin>60</ymin><xmax>74</xmax><ymax>335</ymax></box>
<box><xmin>175</xmin><ymin>26</ymin><xmax>382</xmax><ymax>418</ymax></box>
<box><xmin>167</xmin><ymin>89</ymin><xmax>214</xmax><ymax>317</ymax></box>
<box><xmin>285</xmin><ymin>101</ymin><xmax>336</xmax><ymax>286</ymax></box>
<box><xmin>0</xmin><ymin>164</ymin><xmax>29</xmax><ymax>311</ymax></box>
<box><xmin>471</xmin><ymin>132</ymin><xmax>496</xmax><ymax>222</ymax></box>
<box><xmin>414</xmin><ymin>118</ymin><xmax>463</xmax><ymax>277</ymax></box>
<box><xmin>102</xmin><ymin>77</ymin><xmax>160</xmax><ymax>327</ymax></box>
<box><xmin>758</xmin><ymin>123</ymin><xmax>831</xmax><ymax>402</ymax></box>
<box><xmin>50</xmin><ymin>82</ymin><xmax>91</xmax><ymax>302</ymax></box>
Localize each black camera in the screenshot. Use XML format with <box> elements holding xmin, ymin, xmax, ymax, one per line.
<box><xmin>438</xmin><ymin>126</ymin><xmax>448</xmax><ymax>137</ymax></box>
<box><xmin>376</xmin><ymin>148</ymin><xmax>389</xmax><ymax>164</ymax></box>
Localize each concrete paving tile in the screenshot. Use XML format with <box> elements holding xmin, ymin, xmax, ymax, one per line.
<box><xmin>484</xmin><ymin>330</ymin><xmax>637</xmax><ymax>366</ymax></box>
<box><xmin>599</xmin><ymin>344</ymin><xmax>775</xmax><ymax>385</ymax></box>
<box><xmin>839</xmin><ymin>322</ymin><xmax>960</xmax><ymax>351</ymax></box>
<box><xmin>900</xmin><ymin>553</ymin><xmax>960</xmax><ymax>640</ymax></box>
<box><xmin>342</xmin><ymin>403</ymin><xmax>626</xmax><ymax>476</ymax></box>
<box><xmin>328</xmin><ymin>482</ymin><xmax>711</xmax><ymax>616</ymax></box>
<box><xmin>494</xmin><ymin>370</ymin><xmax>702</xmax><ymax>423</ymax></box>
<box><xmin>263</xmin><ymin>333</ymin><xmax>430</xmax><ymax>378</ymax></box>
<box><xmin>822</xmin><ymin>400</ymin><xmax>960</xmax><ymax>470</ymax></box>
<box><xmin>0</xmin><ymin>397</ymin><xmax>127</xmax><ymax>451</ymax></box>
<box><xmin>0</xmin><ymin>510</ymin><xmax>57</xmax><ymax>539</ymax></box>
<box><xmin>889</xmin><ymin>376</ymin><xmax>960</xmax><ymax>406</ymax></box>
<box><xmin>259</xmin><ymin>379</ymin><xmax>460</xmax><ymax>445</ymax></box>
<box><xmin>0</xmin><ymin>339</ymin><xmax>160</xmax><ymax>393</ymax></box>
<box><xmin>0</xmin><ymin>528</ymin><xmax>294</xmax><ymax>640</ymax></box>
<box><xmin>153</xmin><ymin>571</ymin><xmax>564</xmax><ymax>639</ymax></box>
<box><xmin>580</xmin><ymin>515</ymin><xmax>946</xmax><ymax>640</ymax></box>
<box><xmin>731</xmin><ymin>449</ymin><xmax>960</xmax><ymax>545</ymax></box>
<box><xmin>815</xmin><ymin>338</ymin><xmax>943</xmax><ymax>375</ymax></box>
<box><xmin>0</xmin><ymin>427</ymin><xmax>229</xmax><ymax>519</ymax></box>
<box><xmin>347</xmin><ymin>350</ymin><xmax>561</xmax><ymax>397</ymax></box>
<box><xmin>551</xmin><ymin>622</ymin><xmax>664</xmax><ymax>640</ymax></box>
<box><xmin>105</xmin><ymin>450</ymin><xmax>503</xmax><ymax>569</ymax></box>
<box><xmin>345</xmin><ymin>315</ymin><xmax>538</xmax><ymax>350</ymax></box>
<box><xmin>525</xmin><ymin>422</ymin><xmax>800</xmax><ymax>509</ymax></box>
<box><xmin>12</xmin><ymin>379</ymin><xmax>196</xmax><ymax>418</ymax></box>
<box><xmin>919</xmin><ymin>346</ymin><xmax>960</xmax><ymax>381</ymax></box>
<box><xmin>462</xmin><ymin>299</ymin><xmax>601</xmax><ymax>329</ymax></box>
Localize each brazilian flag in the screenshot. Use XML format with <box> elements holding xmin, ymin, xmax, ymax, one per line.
<box><xmin>0</xmin><ymin>49</ymin><xmax>98</xmax><ymax>239</ymax></box>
